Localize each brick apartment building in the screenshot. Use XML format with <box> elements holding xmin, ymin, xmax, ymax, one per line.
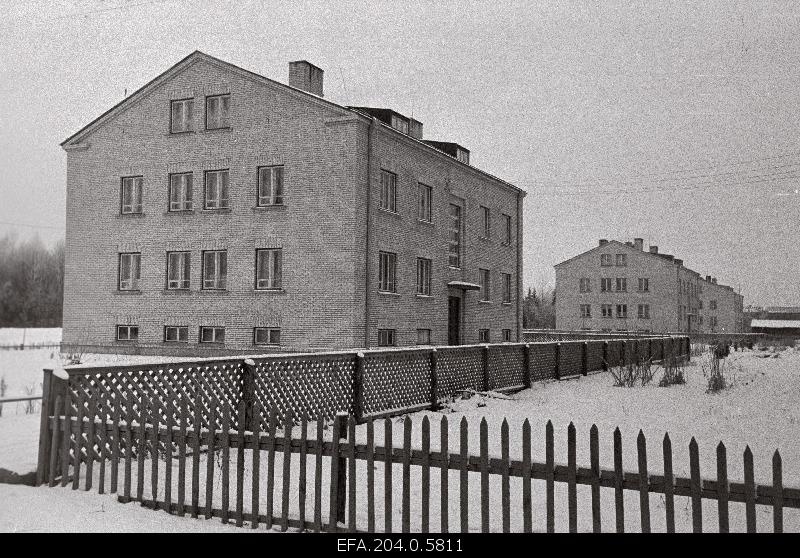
<box><xmin>60</xmin><ymin>51</ymin><xmax>525</xmax><ymax>354</ymax></box>
<box><xmin>554</xmin><ymin>239</ymin><xmax>744</xmax><ymax>333</ymax></box>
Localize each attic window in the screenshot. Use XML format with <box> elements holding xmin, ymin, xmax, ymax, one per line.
<box><xmin>456</xmin><ymin>148</ymin><xmax>469</xmax><ymax>164</ymax></box>
<box><xmin>170</xmin><ymin>98</ymin><xmax>194</xmax><ymax>133</ymax></box>
<box><xmin>390</xmin><ymin>114</ymin><xmax>409</xmax><ymax>135</ymax></box>
<box><xmin>206</xmin><ymin>94</ymin><xmax>230</xmax><ymax>130</ymax></box>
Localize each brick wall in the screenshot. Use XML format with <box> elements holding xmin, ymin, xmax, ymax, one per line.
<box><xmin>62</xmin><ymin>55</ymin><xmax>524</xmax><ymax>353</ymax></box>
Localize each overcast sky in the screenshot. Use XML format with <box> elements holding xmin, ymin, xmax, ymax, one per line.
<box><xmin>1</xmin><ymin>0</ymin><xmax>798</xmax><ymax>306</ymax></box>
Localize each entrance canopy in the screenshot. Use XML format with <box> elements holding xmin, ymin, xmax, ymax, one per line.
<box><xmin>447</xmin><ymin>280</ymin><xmax>481</xmax><ymax>291</ymax></box>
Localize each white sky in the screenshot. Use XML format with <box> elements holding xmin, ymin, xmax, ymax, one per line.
<box><xmin>1</xmin><ymin>0</ymin><xmax>798</xmax><ymax>306</ymax></box>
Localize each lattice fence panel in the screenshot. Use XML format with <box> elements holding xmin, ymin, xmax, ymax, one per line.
<box><xmin>363</xmin><ymin>350</ymin><xmax>431</xmax><ymax>416</ymax></box>
<box><xmin>436</xmin><ymin>347</ymin><xmax>484</xmax><ymax>399</ymax></box>
<box><xmin>606</xmin><ymin>340</ymin><xmax>623</xmax><ymax>368</ymax></box>
<box><xmin>558</xmin><ymin>342</ymin><xmax>584</xmax><ymax>377</ymax></box>
<box><xmin>68</xmin><ymin>360</ymin><xmax>244</xmax><ymax>433</ymax></box>
<box><xmin>652</xmin><ymin>339</ymin><xmax>664</xmax><ymax>361</ymax></box>
<box><xmin>529</xmin><ymin>343</ymin><xmax>557</xmax><ymax>382</ymax></box>
<box><xmin>252</xmin><ymin>354</ymin><xmax>354</xmax><ymax>424</ymax></box>
<box><xmin>487</xmin><ymin>345</ymin><xmax>525</xmax><ymax>390</ymax></box>
<box><xmin>586</xmin><ymin>341</ymin><xmax>605</xmax><ymax>372</ymax></box>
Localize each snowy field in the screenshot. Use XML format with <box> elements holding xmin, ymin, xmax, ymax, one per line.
<box><xmin>0</xmin><ymin>328</ymin><xmax>61</xmax><ymax>347</ymax></box>
<box><xmin>1</xmin><ymin>335</ymin><xmax>799</xmax><ymax>532</ymax></box>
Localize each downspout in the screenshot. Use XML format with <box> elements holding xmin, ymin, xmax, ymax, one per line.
<box><xmin>363</xmin><ymin>118</ymin><xmax>375</xmax><ymax>348</ymax></box>
<box><xmin>516</xmin><ymin>190</ymin><xmax>523</xmax><ymax>341</ymax></box>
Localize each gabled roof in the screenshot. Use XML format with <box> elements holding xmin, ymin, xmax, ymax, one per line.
<box><xmin>60</xmin><ymin>51</ymin><xmax>526</xmax><ymax>196</ymax></box>
<box><xmin>61</xmin><ymin>50</ymin><xmax>351</xmax><ymax>147</ymax></box>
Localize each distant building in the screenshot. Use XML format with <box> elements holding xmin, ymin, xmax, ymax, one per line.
<box><xmin>554</xmin><ymin>238</ymin><xmax>744</xmax><ymax>333</ymax></box>
<box><xmin>750</xmin><ymin>307</ymin><xmax>800</xmax><ymax>337</ymax></box>
<box><xmin>59</xmin><ymin>51</ymin><xmax>525</xmax><ymax>354</ymax></box>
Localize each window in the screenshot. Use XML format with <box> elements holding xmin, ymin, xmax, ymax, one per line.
<box><xmin>616</xmin><ymin>278</ymin><xmax>627</xmax><ymax>292</ymax></box>
<box><xmin>378</xmin><ymin>251</ymin><xmax>397</xmax><ymax>293</ymax></box>
<box><xmin>202</xmin><ymin>250</ymin><xmax>227</xmax><ymax>290</ymax></box>
<box><xmin>638</xmin><ymin>278</ymin><xmax>649</xmax><ymax>292</ymax></box>
<box><xmin>448</xmin><ymin>203</ymin><xmax>462</xmax><ymax>268</ymax></box>
<box><xmin>616</xmin><ymin>254</ymin><xmax>627</xmax><ymax>266</ymax></box>
<box><xmin>600</xmin><ymin>277</ymin><xmax>612</xmax><ymax>292</ymax></box>
<box><xmin>380</xmin><ymin>170</ymin><xmax>397</xmax><ymax>212</ymax></box>
<box><xmin>116</xmin><ymin>325</ymin><xmax>139</xmax><ymax>341</ymax></box>
<box><xmin>170</xmin><ymin>98</ymin><xmax>194</xmax><ymax>133</ymax></box>
<box><xmin>416</xmin><ymin>258</ymin><xmax>431</xmax><ymax>296</ymax></box>
<box><xmin>416</xmin><ymin>329</ymin><xmax>431</xmax><ymax>345</ymax></box>
<box><xmin>502</xmin><ymin>214</ymin><xmax>512</xmax><ymax>246</ymax></box>
<box><xmin>200</xmin><ymin>326</ymin><xmax>225</xmax><ymax>344</ymax></box>
<box><xmin>418</xmin><ymin>183</ymin><xmax>432</xmax><ymax>222</ymax></box>
<box><xmin>164</xmin><ymin>326</ymin><xmax>188</xmax><ymax>343</ymax></box>
<box><xmin>601</xmin><ymin>304</ymin><xmax>613</xmax><ymax>318</ymax></box>
<box><xmin>254</xmin><ymin>327</ymin><xmax>281</xmax><ymax>345</ymax></box>
<box><xmin>579</xmin><ymin>278</ymin><xmax>591</xmax><ymax>293</ymax></box>
<box><xmin>257</xmin><ymin>165</ymin><xmax>284</xmax><ymax>206</ymax></box>
<box><xmin>478</xmin><ymin>329</ymin><xmax>490</xmax><ymax>343</ymax></box>
<box><xmin>118</xmin><ymin>253</ymin><xmax>141</xmax><ymax>291</ymax></box>
<box><xmin>480</xmin><ymin>206</ymin><xmax>490</xmax><ymax>238</ymax></box>
<box><xmin>710</xmin><ymin>300</ymin><xmax>717</xmax><ymax>310</ymax></box>
<box><xmin>204</xmin><ymin>169</ymin><xmax>229</xmax><ymax>209</ymax></box>
<box><xmin>120</xmin><ymin>177</ymin><xmax>143</xmax><ymax>214</ymax></box>
<box><xmin>616</xmin><ymin>304</ymin><xmax>628</xmax><ymax>318</ymax></box>
<box><xmin>502</xmin><ymin>329</ymin><xmax>512</xmax><ymax>342</ymax></box>
<box><xmin>166</xmin><ymin>251</ymin><xmax>190</xmax><ymax>289</ymax></box>
<box><xmin>502</xmin><ymin>273</ymin><xmax>512</xmax><ymax>303</ymax></box>
<box><xmin>255</xmin><ymin>249</ymin><xmax>282</xmax><ymax>290</ymax></box>
<box><xmin>205</xmin><ymin>94</ymin><xmax>230</xmax><ymax>130</ymax></box>
<box><xmin>638</xmin><ymin>304</ymin><xmax>650</xmax><ymax>319</ymax></box>
<box><xmin>169</xmin><ymin>172</ymin><xmax>193</xmax><ymax>211</ymax></box>
<box><xmin>580</xmin><ymin>304</ymin><xmax>591</xmax><ymax>318</ymax></box>
<box><xmin>699</xmin><ymin>300</ymin><xmax>703</xmax><ymax>310</ymax></box>
<box><xmin>710</xmin><ymin>316</ymin><xmax>718</xmax><ymax>328</ymax></box>
<box><xmin>479</xmin><ymin>269</ymin><xmax>491</xmax><ymax>301</ymax></box>
<box><xmin>378</xmin><ymin>329</ymin><xmax>396</xmax><ymax>347</ymax></box>
<box><xmin>600</xmin><ymin>254</ymin><xmax>612</xmax><ymax>266</ymax></box>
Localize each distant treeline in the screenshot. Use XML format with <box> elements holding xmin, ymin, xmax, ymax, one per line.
<box><xmin>0</xmin><ymin>234</ymin><xmax>64</xmax><ymax>327</ymax></box>
<box><xmin>522</xmin><ymin>285</ymin><xmax>556</xmax><ymax>329</ymax></box>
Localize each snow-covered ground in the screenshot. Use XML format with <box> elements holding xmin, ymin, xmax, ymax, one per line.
<box><xmin>1</xmin><ymin>341</ymin><xmax>799</xmax><ymax>532</ymax></box>
<box><xmin>0</xmin><ymin>484</ymin><xmax>249</xmax><ymax>533</ymax></box>
<box><xmin>0</xmin><ymin>328</ymin><xmax>61</xmax><ymax>347</ymax></box>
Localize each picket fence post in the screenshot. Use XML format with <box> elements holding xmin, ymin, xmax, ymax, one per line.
<box><xmin>353</xmin><ymin>352</ymin><xmax>365</xmax><ymax>422</ymax></box>
<box><xmin>429</xmin><ymin>349</ymin><xmax>439</xmax><ymax>410</ymax></box>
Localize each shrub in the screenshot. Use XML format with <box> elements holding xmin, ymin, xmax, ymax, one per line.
<box><xmin>610</xmin><ymin>360</ymin><xmax>655</xmax><ymax>388</ymax></box>
<box><xmin>640</xmin><ymin>359</ymin><xmax>656</xmax><ymax>386</ymax></box>
<box><xmin>659</xmin><ymin>353</ymin><xmax>686</xmax><ymax>387</ymax></box>
<box><xmin>705</xmin><ymin>350</ymin><xmax>727</xmax><ymax>393</ymax></box>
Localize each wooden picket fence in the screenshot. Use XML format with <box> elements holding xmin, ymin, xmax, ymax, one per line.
<box><xmin>39</xmin><ymin>392</ymin><xmax>799</xmax><ymax>533</ymax></box>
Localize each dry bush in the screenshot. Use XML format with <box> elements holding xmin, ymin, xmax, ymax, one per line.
<box><xmin>610</xmin><ymin>360</ymin><xmax>654</xmax><ymax>388</ymax></box>
<box><xmin>658</xmin><ymin>353</ymin><xmax>686</xmax><ymax>387</ymax></box>
<box><xmin>704</xmin><ymin>350</ymin><xmax>727</xmax><ymax>393</ymax></box>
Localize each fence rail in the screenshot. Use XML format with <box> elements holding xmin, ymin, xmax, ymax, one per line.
<box><xmin>38</xmin><ymin>396</ymin><xmax>797</xmax><ymax>533</ymax></box>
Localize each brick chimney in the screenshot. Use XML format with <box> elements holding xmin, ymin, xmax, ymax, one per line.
<box><xmin>599</xmin><ymin>239</ymin><xmax>608</xmax><ymax>246</ymax></box>
<box><xmin>634</xmin><ymin>238</ymin><xmax>643</xmax><ymax>251</ymax></box>
<box><xmin>288</xmin><ymin>61</ymin><xmax>324</xmax><ymax>97</ymax></box>
<box><xmin>675</xmin><ymin>259</ymin><xmax>683</xmax><ymax>266</ymax></box>
<box><xmin>649</xmin><ymin>246</ymin><xmax>658</xmax><ymax>254</ymax></box>
<box><xmin>706</xmin><ymin>275</ymin><xmax>712</xmax><ymax>282</ymax></box>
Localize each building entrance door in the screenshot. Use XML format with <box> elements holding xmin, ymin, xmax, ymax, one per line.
<box><xmin>448</xmin><ymin>296</ymin><xmax>461</xmax><ymax>345</ymax></box>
